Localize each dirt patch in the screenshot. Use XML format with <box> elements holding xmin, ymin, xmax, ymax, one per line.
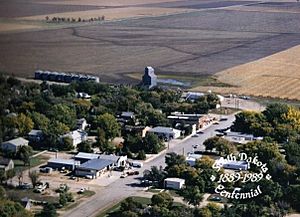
<box><xmin>0</xmin><ymin>23</ymin><xmax>42</xmax><ymax>32</ymax></box>
<box><xmin>191</xmin><ymin>45</ymin><xmax>300</xmax><ymax>100</ymax></box>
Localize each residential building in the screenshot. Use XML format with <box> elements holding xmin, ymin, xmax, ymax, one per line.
<box><xmin>47</xmin><ymin>158</ymin><xmax>80</xmax><ymax>171</ymax></box>
<box><xmin>117</xmin><ymin>112</ymin><xmax>138</xmax><ymax>125</ymax></box>
<box><xmin>61</xmin><ymin>130</ymin><xmax>87</xmax><ymax>148</ymax></box>
<box><xmin>1</xmin><ymin>137</ymin><xmax>29</xmax><ymax>153</ymax></box>
<box><xmin>76</xmin><ymin>118</ymin><xmax>88</xmax><ymax>130</ymax></box>
<box><xmin>142</xmin><ymin>66</ymin><xmax>157</xmax><ymax>89</ymax></box>
<box><xmin>75</xmin><ymin>158</ymin><xmax>115</xmax><ymax>179</ymax></box>
<box><xmin>124</xmin><ymin>126</ymin><xmax>151</xmax><ymax>138</ymax></box>
<box><xmin>182</xmin><ymin>92</ymin><xmax>205</xmax><ymax>102</ymax></box>
<box><xmin>0</xmin><ymin>158</ymin><xmax>14</xmax><ymax>171</ymax></box>
<box><xmin>164</xmin><ymin>178</ymin><xmax>185</xmax><ymax>190</ymax></box>
<box><xmin>28</xmin><ymin>129</ymin><xmax>44</xmax><ymax>142</ymax></box>
<box><xmin>148</xmin><ymin>127</ymin><xmax>181</xmax><ymax>141</ymax></box>
<box><xmin>74</xmin><ymin>152</ymin><xmax>100</xmax><ymax>163</ymax></box>
<box><xmin>224</xmin><ymin>131</ymin><xmax>263</xmax><ymax>144</ymax></box>
<box><xmin>215</xmin><ymin>158</ymin><xmax>249</xmax><ymax>171</ymax></box>
<box><xmin>186</xmin><ymin>153</ymin><xmax>202</xmax><ymax>167</ymax></box>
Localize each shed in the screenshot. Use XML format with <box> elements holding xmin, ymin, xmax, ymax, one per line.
<box><xmin>164</xmin><ymin>178</ymin><xmax>185</xmax><ymax>190</ymax></box>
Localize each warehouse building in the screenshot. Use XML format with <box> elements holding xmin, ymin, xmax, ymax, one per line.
<box><xmin>148</xmin><ymin>127</ymin><xmax>181</xmax><ymax>141</ymax></box>
<box><xmin>47</xmin><ymin>158</ymin><xmax>80</xmax><ymax>171</ymax></box>
<box><xmin>75</xmin><ymin>158</ymin><xmax>115</xmax><ymax>179</ymax></box>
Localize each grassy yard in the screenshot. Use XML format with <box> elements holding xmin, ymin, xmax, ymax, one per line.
<box><xmin>13</xmin><ymin>155</ymin><xmax>50</xmax><ymax>174</ymax></box>
<box><xmin>97</xmin><ymin>195</ymin><xmax>186</xmax><ymax>217</ymax></box>
<box><xmin>4</xmin><ymin>187</ymin><xmax>58</xmax><ymax>204</ymax></box>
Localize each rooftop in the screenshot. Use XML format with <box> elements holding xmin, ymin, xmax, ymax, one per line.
<box><xmin>99</xmin><ymin>154</ymin><xmax>120</xmax><ymax>162</ymax></box>
<box><xmin>75</xmin><ymin>152</ymin><xmax>100</xmax><ymax>160</ymax></box>
<box><xmin>48</xmin><ymin>158</ymin><xmax>80</xmax><ymax>166</ymax></box>
<box><xmin>78</xmin><ymin>158</ymin><xmax>115</xmax><ymax>171</ymax></box>
<box><xmin>28</xmin><ymin>129</ymin><xmax>43</xmax><ymax>136</ymax></box>
<box><xmin>2</xmin><ymin>137</ymin><xmax>28</xmax><ymax>146</ymax></box>
<box><xmin>164</xmin><ymin>178</ymin><xmax>185</xmax><ymax>182</ymax></box>
<box><xmin>149</xmin><ymin>127</ymin><xmax>180</xmax><ymax>134</ymax></box>
<box><xmin>0</xmin><ymin>158</ymin><xmax>12</xmax><ymax>166</ymax></box>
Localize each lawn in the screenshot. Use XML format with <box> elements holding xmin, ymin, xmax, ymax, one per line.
<box><xmin>13</xmin><ymin>155</ymin><xmax>50</xmax><ymax>174</ymax></box>
<box><xmin>97</xmin><ymin>196</ymin><xmax>185</xmax><ymax>217</ymax></box>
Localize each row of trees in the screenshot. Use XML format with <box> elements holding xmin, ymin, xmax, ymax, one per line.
<box><xmin>46</xmin><ymin>16</ymin><xmax>105</xmax><ymax>23</ymax></box>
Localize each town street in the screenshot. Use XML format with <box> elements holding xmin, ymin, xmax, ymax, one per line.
<box><xmin>62</xmin><ymin>114</ymin><xmax>236</xmax><ymax>217</ymax></box>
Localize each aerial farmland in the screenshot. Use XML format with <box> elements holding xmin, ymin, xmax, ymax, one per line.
<box><xmin>1</xmin><ymin>0</ymin><xmax>300</xmax><ymax>99</ymax></box>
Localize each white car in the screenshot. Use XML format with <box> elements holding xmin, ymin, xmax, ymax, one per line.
<box><xmin>78</xmin><ymin>187</ymin><xmax>86</xmax><ymax>194</ymax></box>
<box><xmin>85</xmin><ymin>175</ymin><xmax>93</xmax><ymax>179</ymax></box>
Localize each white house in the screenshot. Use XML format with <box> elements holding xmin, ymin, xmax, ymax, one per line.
<box><xmin>1</xmin><ymin>137</ymin><xmax>29</xmax><ymax>153</ymax></box>
<box><xmin>186</xmin><ymin>153</ymin><xmax>202</xmax><ymax>167</ymax></box>
<box><xmin>99</xmin><ymin>154</ymin><xmax>127</xmax><ymax>167</ymax></box>
<box><xmin>215</xmin><ymin>158</ymin><xmax>249</xmax><ymax>171</ymax></box>
<box><xmin>164</xmin><ymin>178</ymin><xmax>185</xmax><ymax>190</ymax></box>
<box><xmin>224</xmin><ymin>132</ymin><xmax>263</xmax><ymax>144</ymax></box>
<box><xmin>61</xmin><ymin>130</ymin><xmax>87</xmax><ymax>148</ymax></box>
<box><xmin>0</xmin><ymin>158</ymin><xmax>14</xmax><ymax>171</ymax></box>
<box><xmin>148</xmin><ymin>127</ymin><xmax>181</xmax><ymax>141</ymax></box>
<box><xmin>76</xmin><ymin>118</ymin><xmax>88</xmax><ymax>131</ymax></box>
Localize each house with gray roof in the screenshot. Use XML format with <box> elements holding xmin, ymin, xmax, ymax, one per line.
<box><xmin>148</xmin><ymin>127</ymin><xmax>181</xmax><ymax>141</ymax></box>
<box><xmin>47</xmin><ymin>158</ymin><xmax>80</xmax><ymax>171</ymax></box>
<box><xmin>28</xmin><ymin>129</ymin><xmax>44</xmax><ymax>142</ymax></box>
<box><xmin>75</xmin><ymin>158</ymin><xmax>115</xmax><ymax>179</ymax></box>
<box><xmin>0</xmin><ymin>158</ymin><xmax>14</xmax><ymax>171</ymax></box>
<box><xmin>1</xmin><ymin>137</ymin><xmax>29</xmax><ymax>153</ymax></box>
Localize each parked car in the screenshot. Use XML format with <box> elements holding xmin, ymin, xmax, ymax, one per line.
<box><xmin>197</xmin><ymin>131</ymin><xmax>204</xmax><ymax>134</ymax></box>
<box><xmin>192</xmin><ymin>134</ymin><xmax>199</xmax><ymax>137</ymax></box>
<box><xmin>192</xmin><ymin>144</ymin><xmax>199</xmax><ymax>149</ymax></box>
<box><xmin>19</xmin><ymin>183</ymin><xmax>32</xmax><ymax>189</ymax></box>
<box><xmin>120</xmin><ymin>173</ymin><xmax>128</xmax><ymax>178</ymax></box>
<box><xmin>210</xmin><ymin>196</ymin><xmax>222</xmax><ymax>201</ymax></box>
<box><xmin>132</xmin><ymin>161</ymin><xmax>143</xmax><ymax>168</ymax></box>
<box><xmin>69</xmin><ymin>176</ymin><xmax>76</xmax><ymax>180</ymax></box>
<box><xmin>78</xmin><ymin>187</ymin><xmax>86</xmax><ymax>194</ymax></box>
<box><xmin>85</xmin><ymin>175</ymin><xmax>93</xmax><ymax>179</ymax></box>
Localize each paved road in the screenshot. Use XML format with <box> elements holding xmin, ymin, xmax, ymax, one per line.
<box><xmin>62</xmin><ymin>114</ymin><xmax>235</xmax><ymax>217</ymax></box>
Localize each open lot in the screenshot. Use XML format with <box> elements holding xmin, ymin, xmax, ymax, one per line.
<box><xmin>1</xmin><ymin>0</ymin><xmax>300</xmax><ymax>100</ymax></box>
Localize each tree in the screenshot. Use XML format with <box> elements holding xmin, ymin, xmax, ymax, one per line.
<box><xmin>0</xmin><ymin>170</ymin><xmax>7</xmax><ymax>184</ymax></box>
<box><xmin>151</xmin><ymin>192</ymin><xmax>173</xmax><ymax>208</ymax></box>
<box><xmin>119</xmin><ymin>197</ymin><xmax>143</xmax><ymax>213</ymax></box>
<box><xmin>60</xmin><ymin>136</ymin><xmax>74</xmax><ymax>151</ymax></box>
<box><xmin>204</xmin><ymin>136</ymin><xmax>235</xmax><ymax>156</ymax></box>
<box><xmin>43</xmin><ymin>120</ymin><xmax>70</xmax><ymax>148</ymax></box>
<box><xmin>143</xmin><ymin>166</ymin><xmax>166</xmax><ymax>186</ymax></box>
<box><xmin>30</xmin><ymin>112</ymin><xmax>50</xmax><ymax>130</ymax></box>
<box><xmin>77</xmin><ymin>141</ymin><xmax>93</xmax><ymax>153</ymax></box>
<box><xmin>137</xmin><ymin>150</ymin><xmax>146</xmax><ymax>160</ymax></box>
<box><xmin>48</xmin><ymin>104</ymin><xmax>76</xmax><ymax>129</ymax></box>
<box><xmin>0</xmin><ymin>186</ymin><xmax>6</xmax><ymax>199</ymax></box>
<box><xmin>95</xmin><ymin>113</ymin><xmax>120</xmax><ymax>140</ymax></box>
<box><xmin>165</xmin><ymin>152</ymin><xmax>186</xmax><ymax>170</ymax></box>
<box><xmin>38</xmin><ymin>203</ymin><xmax>57</xmax><ymax>217</ymax></box>
<box><xmin>142</xmin><ymin>133</ymin><xmax>164</xmax><ymax>154</ymax></box>
<box><xmin>181</xmin><ymin>186</ymin><xmax>203</xmax><ymax>206</ymax></box>
<box><xmin>16</xmin><ymin>113</ymin><xmax>34</xmax><ymax>136</ymax></box>
<box><xmin>17</xmin><ymin>145</ymin><xmax>33</xmax><ymax>166</ymax></box>
<box><xmin>29</xmin><ymin>170</ymin><xmax>40</xmax><ymax>187</ymax></box>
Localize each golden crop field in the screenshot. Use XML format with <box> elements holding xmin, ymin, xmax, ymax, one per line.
<box><xmin>191</xmin><ymin>45</ymin><xmax>300</xmax><ymax>100</ymax></box>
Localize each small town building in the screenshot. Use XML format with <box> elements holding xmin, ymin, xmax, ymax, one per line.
<box><xmin>186</xmin><ymin>154</ymin><xmax>202</xmax><ymax>167</ymax></box>
<box><xmin>76</xmin><ymin>118</ymin><xmax>88</xmax><ymax>131</ymax></box>
<box><xmin>0</xmin><ymin>158</ymin><xmax>14</xmax><ymax>171</ymax></box>
<box><xmin>1</xmin><ymin>137</ymin><xmax>29</xmax><ymax>153</ymax></box>
<box><xmin>168</xmin><ymin>112</ymin><xmax>212</xmax><ymax>130</ymax></box>
<box><xmin>74</xmin><ymin>152</ymin><xmax>100</xmax><ymax>163</ymax></box>
<box><xmin>224</xmin><ymin>132</ymin><xmax>263</xmax><ymax>144</ymax></box>
<box><xmin>124</xmin><ymin>126</ymin><xmax>151</xmax><ymax>138</ymax></box>
<box><xmin>164</xmin><ymin>178</ymin><xmax>185</xmax><ymax>190</ymax></box>
<box><xmin>215</xmin><ymin>158</ymin><xmax>249</xmax><ymax>171</ymax></box>
<box><xmin>47</xmin><ymin>158</ymin><xmax>80</xmax><ymax>171</ymax></box>
<box><xmin>28</xmin><ymin>130</ymin><xmax>44</xmax><ymax>142</ymax></box>
<box><xmin>75</xmin><ymin>158</ymin><xmax>115</xmax><ymax>179</ymax></box>
<box><xmin>61</xmin><ymin>130</ymin><xmax>87</xmax><ymax>148</ymax></box>
<box><xmin>142</xmin><ymin>66</ymin><xmax>157</xmax><ymax>89</ymax></box>
<box><xmin>148</xmin><ymin>127</ymin><xmax>181</xmax><ymax>141</ymax></box>
<box><xmin>182</xmin><ymin>92</ymin><xmax>205</xmax><ymax>102</ymax></box>
<box><xmin>99</xmin><ymin>154</ymin><xmax>127</xmax><ymax>167</ymax></box>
